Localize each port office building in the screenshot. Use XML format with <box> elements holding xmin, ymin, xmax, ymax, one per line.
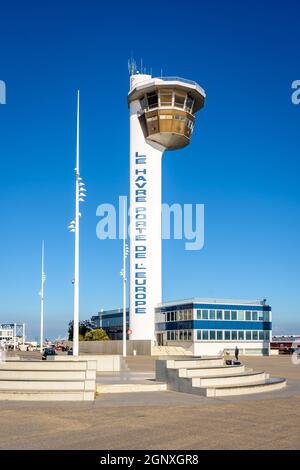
<box><xmin>156</xmin><ymin>298</ymin><xmax>272</xmax><ymax>356</ymax></box>
<box><xmin>92</xmin><ymin>298</ymin><xmax>272</xmax><ymax>356</ymax></box>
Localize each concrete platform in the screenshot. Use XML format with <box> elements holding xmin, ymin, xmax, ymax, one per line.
<box><xmin>97</xmin><ymin>383</ymin><xmax>167</xmax><ymax>393</ymax></box>
<box><xmin>0</xmin><ymin>356</ymin><xmax>299</xmax><ymax>449</ymax></box>
<box><xmin>48</xmin><ymin>354</ymin><xmax>124</xmax><ymax>372</ymax></box>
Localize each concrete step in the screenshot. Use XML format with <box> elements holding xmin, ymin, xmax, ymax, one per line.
<box><xmin>0</xmin><ymin>361</ymin><xmax>93</xmax><ymax>371</ymax></box>
<box><xmin>49</xmin><ymin>355</ymin><xmax>123</xmax><ymax>372</ymax></box>
<box><xmin>152</xmin><ymin>346</ymin><xmax>193</xmax><ymax>356</ymax></box>
<box><xmin>0</xmin><ymin>390</ymin><xmax>95</xmax><ymax>401</ymax></box>
<box><xmin>96</xmin><ymin>382</ymin><xmax>167</xmax><ymax>394</ymax></box>
<box><xmin>192</xmin><ymin>371</ymin><xmax>269</xmax><ymax>388</ymax></box>
<box><xmin>171</xmin><ymin>358</ymin><xmax>224</xmax><ymax>369</ymax></box>
<box><xmin>0</xmin><ymin>380</ymin><xmax>95</xmax><ymax>391</ymax></box>
<box><xmin>179</xmin><ymin>365</ymin><xmax>246</xmax><ymax>378</ymax></box>
<box><xmin>0</xmin><ymin>370</ymin><xmax>96</xmax><ymax>381</ymax></box>
<box><xmin>206</xmin><ymin>378</ymin><xmax>287</xmax><ymax>397</ymax></box>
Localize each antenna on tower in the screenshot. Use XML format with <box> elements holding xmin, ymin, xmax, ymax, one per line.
<box><xmin>128</xmin><ymin>56</ymin><xmax>137</xmax><ymax>76</ymax></box>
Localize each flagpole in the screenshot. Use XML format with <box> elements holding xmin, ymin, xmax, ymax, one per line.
<box><xmin>73</xmin><ymin>90</ymin><xmax>80</xmax><ymax>357</ymax></box>
<box><xmin>68</xmin><ymin>90</ymin><xmax>86</xmax><ymax>357</ymax></box>
<box><xmin>40</xmin><ymin>240</ymin><xmax>45</xmax><ymax>354</ymax></box>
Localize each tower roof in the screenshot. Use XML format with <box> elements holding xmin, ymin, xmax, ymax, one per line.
<box><xmin>128</xmin><ymin>76</ymin><xmax>205</xmax><ymax>113</ymax></box>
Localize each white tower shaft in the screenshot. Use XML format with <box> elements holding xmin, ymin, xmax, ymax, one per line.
<box><xmin>129</xmin><ymin>82</ymin><xmax>165</xmax><ymax>341</ymax></box>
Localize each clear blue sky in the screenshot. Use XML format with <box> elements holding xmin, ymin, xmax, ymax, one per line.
<box><xmin>0</xmin><ymin>0</ymin><xmax>299</xmax><ymax>339</ymax></box>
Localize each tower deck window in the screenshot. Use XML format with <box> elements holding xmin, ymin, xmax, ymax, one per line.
<box><xmin>185</xmin><ymin>94</ymin><xmax>194</xmax><ymax>113</ymax></box>
<box><xmin>160</xmin><ymin>90</ymin><xmax>173</xmax><ymax>106</ymax></box>
<box><xmin>147</xmin><ymin>92</ymin><xmax>158</xmax><ymax>109</ymax></box>
<box><xmin>140</xmin><ymin>95</ymin><xmax>148</xmax><ymax>110</ymax></box>
<box><xmin>174</xmin><ymin>93</ymin><xmax>186</xmax><ymax>108</ymax></box>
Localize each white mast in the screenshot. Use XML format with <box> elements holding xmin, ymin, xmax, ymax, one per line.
<box><xmin>39</xmin><ymin>240</ymin><xmax>45</xmax><ymax>353</ymax></box>
<box><xmin>69</xmin><ymin>91</ymin><xmax>86</xmax><ymax>356</ymax></box>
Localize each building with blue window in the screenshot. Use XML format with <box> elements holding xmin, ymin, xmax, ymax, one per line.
<box><xmin>155</xmin><ymin>298</ymin><xmax>272</xmax><ymax>356</ymax></box>
<box><xmin>91</xmin><ymin>309</ymin><xmax>129</xmax><ymax>340</ymax></box>
<box><xmin>90</xmin><ymin>298</ymin><xmax>271</xmax><ymax>356</ymax></box>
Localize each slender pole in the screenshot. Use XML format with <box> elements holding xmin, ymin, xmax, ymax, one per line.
<box><xmin>40</xmin><ymin>241</ymin><xmax>45</xmax><ymax>353</ymax></box>
<box><xmin>13</xmin><ymin>323</ymin><xmax>17</xmax><ymax>350</ymax></box>
<box><xmin>122</xmin><ymin>199</ymin><xmax>127</xmax><ymax>358</ymax></box>
<box><xmin>73</xmin><ymin>90</ymin><xmax>80</xmax><ymax>357</ymax></box>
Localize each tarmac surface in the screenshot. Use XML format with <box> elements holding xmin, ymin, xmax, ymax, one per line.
<box><xmin>0</xmin><ymin>354</ymin><xmax>299</xmax><ymax>450</ymax></box>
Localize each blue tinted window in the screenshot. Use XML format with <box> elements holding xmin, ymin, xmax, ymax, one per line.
<box><xmin>209</xmin><ymin>330</ymin><xmax>216</xmax><ymax>340</ymax></box>
<box><xmin>264</xmin><ymin>331</ymin><xmax>270</xmax><ymax>340</ymax></box>
<box><xmin>231</xmin><ymin>331</ymin><xmax>237</xmax><ymax>340</ymax></box>
<box><xmin>197</xmin><ymin>309</ymin><xmax>201</xmax><ymax>320</ymax></box>
<box><xmin>217</xmin><ymin>330</ymin><xmax>223</xmax><ymax>340</ymax></box>
<box><xmin>202</xmin><ymin>330</ymin><xmax>209</xmax><ymax>340</ymax></box>
<box><xmin>231</xmin><ymin>311</ymin><xmax>237</xmax><ymax>321</ymax></box>
<box><xmin>252</xmin><ymin>312</ymin><xmax>258</xmax><ymax>321</ymax></box>
<box><xmin>238</xmin><ymin>331</ymin><xmax>244</xmax><ymax>340</ymax></box>
<box><xmin>224</xmin><ymin>311</ymin><xmax>230</xmax><ymax>320</ymax></box>
<box><xmin>245</xmin><ymin>311</ymin><xmax>251</xmax><ymax>321</ymax></box>
<box><xmin>209</xmin><ymin>310</ymin><xmax>216</xmax><ymax>320</ymax></box>
<box><xmin>197</xmin><ymin>330</ymin><xmax>201</xmax><ymax>340</ymax></box>
<box><xmin>246</xmin><ymin>331</ymin><xmax>252</xmax><ymax>340</ymax></box>
<box><xmin>252</xmin><ymin>331</ymin><xmax>258</xmax><ymax>340</ymax></box>
<box><xmin>217</xmin><ymin>310</ymin><xmax>223</xmax><ymax>320</ymax></box>
<box><xmin>225</xmin><ymin>331</ymin><xmax>230</xmax><ymax>340</ymax></box>
<box><xmin>263</xmin><ymin>312</ymin><xmax>270</xmax><ymax>322</ymax></box>
<box><xmin>237</xmin><ymin>311</ymin><xmax>244</xmax><ymax>321</ymax></box>
<box><xmin>202</xmin><ymin>310</ymin><xmax>208</xmax><ymax>320</ymax></box>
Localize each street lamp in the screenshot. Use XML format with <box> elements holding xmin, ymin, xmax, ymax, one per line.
<box><xmin>38</xmin><ymin>240</ymin><xmax>46</xmax><ymax>353</ymax></box>
<box><xmin>68</xmin><ymin>90</ymin><xmax>87</xmax><ymax>356</ymax></box>
<box><xmin>120</xmin><ymin>201</ymin><xmax>129</xmax><ymax>357</ymax></box>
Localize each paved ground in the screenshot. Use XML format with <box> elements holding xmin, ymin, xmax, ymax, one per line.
<box><xmin>0</xmin><ymin>354</ymin><xmax>299</xmax><ymax>450</ymax></box>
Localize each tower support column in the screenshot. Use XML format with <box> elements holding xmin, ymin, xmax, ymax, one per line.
<box><xmin>129</xmin><ymin>98</ymin><xmax>164</xmax><ymax>341</ymax></box>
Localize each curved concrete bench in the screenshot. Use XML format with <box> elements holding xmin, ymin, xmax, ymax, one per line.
<box><xmin>179</xmin><ymin>364</ymin><xmax>246</xmax><ymax>378</ymax></box>
<box><xmin>206</xmin><ymin>378</ymin><xmax>287</xmax><ymax>397</ymax></box>
<box><xmin>156</xmin><ymin>357</ymin><xmax>287</xmax><ymax>397</ymax></box>
<box><xmin>192</xmin><ymin>371</ymin><xmax>269</xmax><ymax>388</ymax></box>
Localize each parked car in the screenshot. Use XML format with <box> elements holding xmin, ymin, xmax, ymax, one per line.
<box><xmin>42</xmin><ymin>348</ymin><xmax>57</xmax><ymax>360</ymax></box>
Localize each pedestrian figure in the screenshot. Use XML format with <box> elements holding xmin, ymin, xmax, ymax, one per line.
<box><xmin>235</xmin><ymin>346</ymin><xmax>239</xmax><ymax>361</ymax></box>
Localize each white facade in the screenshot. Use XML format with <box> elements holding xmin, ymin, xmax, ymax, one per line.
<box><xmin>129</xmin><ymin>74</ymin><xmax>164</xmax><ymax>340</ymax></box>
<box><xmin>0</xmin><ymin>323</ymin><xmax>26</xmax><ymax>348</ymax></box>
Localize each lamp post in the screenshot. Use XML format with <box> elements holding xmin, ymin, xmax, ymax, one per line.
<box><xmin>68</xmin><ymin>91</ymin><xmax>86</xmax><ymax>357</ymax></box>
<box><xmin>39</xmin><ymin>240</ymin><xmax>46</xmax><ymax>353</ymax></box>
<box><xmin>120</xmin><ymin>200</ymin><xmax>129</xmax><ymax>358</ymax></box>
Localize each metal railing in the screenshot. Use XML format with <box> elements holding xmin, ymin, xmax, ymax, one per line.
<box><xmin>160</xmin><ymin>77</ymin><xmax>198</xmax><ymax>86</ymax></box>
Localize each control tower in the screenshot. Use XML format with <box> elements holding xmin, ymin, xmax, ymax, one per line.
<box><xmin>128</xmin><ymin>71</ymin><xmax>205</xmax><ymax>341</ymax></box>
